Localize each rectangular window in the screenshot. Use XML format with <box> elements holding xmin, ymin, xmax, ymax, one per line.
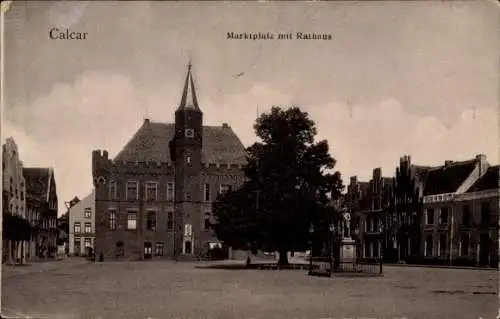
<box><xmin>109</xmin><ymin>181</ymin><xmax>117</xmax><ymax>200</ymax></box>
<box><xmin>166</xmin><ymin>183</ymin><xmax>175</xmax><ymax>202</ymax></box>
<box><xmin>126</xmin><ymin>181</ymin><xmax>138</xmax><ymax>200</ymax></box>
<box><xmin>440</xmin><ymin>207</ymin><xmax>449</xmax><ymax>224</ymax></box>
<box><xmin>146</xmin><ymin>211</ymin><xmax>156</xmax><ymax>231</ymax></box>
<box><xmin>426</xmin><ymin>209</ymin><xmax>434</xmax><ymax>225</ymax></box>
<box><xmin>84</xmin><ymin>208</ymin><xmax>92</xmax><ymax>219</ymax></box>
<box><xmin>146</xmin><ymin>182</ymin><xmax>158</xmax><ymax>201</ymax></box>
<box><xmin>167</xmin><ymin>211</ymin><xmax>173</xmax><ymax>230</ymax></box>
<box><xmin>84</xmin><ymin>238</ymin><xmax>92</xmax><ymax>248</ymax></box>
<box><xmin>155</xmin><ymin>242</ymin><xmax>164</xmax><ymax>256</ymax></box>
<box><xmin>204</xmin><ymin>211</ymin><xmax>211</xmax><ymax>231</ymax></box>
<box><xmin>219</xmin><ymin>184</ymin><xmax>232</xmax><ymax>195</ymax></box>
<box><xmin>204</xmin><ymin>183</ymin><xmax>210</xmax><ymax>202</ymax></box>
<box><xmin>84</xmin><ymin>222</ymin><xmax>92</xmax><ymax>233</ymax></box>
<box><xmin>462</xmin><ymin>205</ymin><xmax>471</xmax><ymax>225</ymax></box>
<box><xmin>74</xmin><ymin>222</ymin><xmax>81</xmax><ymax>233</ymax></box>
<box><xmin>481</xmin><ymin>202</ymin><xmax>490</xmax><ymax>225</ymax></box>
<box><xmin>109</xmin><ymin>209</ymin><xmax>116</xmax><ymax>230</ymax></box>
<box><xmin>127</xmin><ymin>211</ymin><xmax>137</xmax><ymax>230</ymax></box>
<box><xmin>185</xmin><ymin>224</ymin><xmax>193</xmax><ymax>236</ymax></box>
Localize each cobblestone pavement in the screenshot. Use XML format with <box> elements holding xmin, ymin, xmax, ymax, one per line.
<box><xmin>2</xmin><ymin>260</ymin><xmax>497</xmax><ymax>319</ymax></box>
<box><xmin>2</xmin><ymin>258</ymin><xmax>91</xmax><ymax>280</ymax></box>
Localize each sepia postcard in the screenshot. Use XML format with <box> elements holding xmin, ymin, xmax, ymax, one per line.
<box><xmin>1</xmin><ymin>1</ymin><xmax>499</xmax><ymax>319</ymax></box>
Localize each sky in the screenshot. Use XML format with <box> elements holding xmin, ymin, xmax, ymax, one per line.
<box><xmin>3</xmin><ymin>1</ymin><xmax>499</xmax><ymax>216</ymax></box>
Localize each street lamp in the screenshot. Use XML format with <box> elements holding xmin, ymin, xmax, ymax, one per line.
<box><xmin>329</xmin><ymin>223</ymin><xmax>335</xmax><ymax>276</ymax></box>
<box><xmin>308</xmin><ymin>223</ymin><xmax>314</xmax><ymax>273</ymax></box>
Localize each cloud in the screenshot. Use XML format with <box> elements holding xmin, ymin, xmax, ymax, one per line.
<box><xmin>4</xmin><ymin>73</ymin><xmax>498</xmax><ymax>215</ymax></box>
<box><xmin>48</xmin><ymin>1</ymin><xmax>90</xmax><ymax>28</ymax></box>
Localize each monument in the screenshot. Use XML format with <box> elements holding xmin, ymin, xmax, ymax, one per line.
<box><xmin>340</xmin><ymin>209</ymin><xmax>357</xmax><ymax>262</ymax></box>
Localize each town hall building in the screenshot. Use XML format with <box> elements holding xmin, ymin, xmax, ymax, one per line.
<box><xmin>92</xmin><ymin>64</ymin><xmax>246</xmax><ymax>261</ymax></box>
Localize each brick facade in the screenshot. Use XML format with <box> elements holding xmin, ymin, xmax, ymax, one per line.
<box><xmin>92</xmin><ymin>65</ymin><xmax>246</xmax><ymax>261</ymax></box>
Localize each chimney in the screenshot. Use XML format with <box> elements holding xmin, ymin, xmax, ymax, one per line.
<box><xmin>144</xmin><ymin>118</ymin><xmax>150</xmax><ymax>126</ymax></box>
<box><xmin>476</xmin><ymin>154</ymin><xmax>488</xmax><ymax>175</ymax></box>
<box><xmin>444</xmin><ymin>160</ymin><xmax>453</xmax><ymax>167</ymax></box>
<box><xmin>476</xmin><ymin>154</ymin><xmax>486</xmax><ymax>162</ymax></box>
<box><xmin>222</xmin><ymin>123</ymin><xmax>229</xmax><ymax>128</ymax></box>
<box><xmin>373</xmin><ymin>167</ymin><xmax>382</xmax><ymax>180</ymax></box>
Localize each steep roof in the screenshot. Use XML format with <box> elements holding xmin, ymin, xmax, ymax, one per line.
<box><xmin>177</xmin><ymin>62</ymin><xmax>200</xmax><ymax>111</ymax></box>
<box><xmin>23</xmin><ymin>167</ymin><xmax>51</xmax><ymax>201</ymax></box>
<box><xmin>422</xmin><ymin>160</ymin><xmax>476</xmax><ymax>195</ymax></box>
<box><xmin>412</xmin><ymin>165</ymin><xmax>432</xmax><ymax>180</ymax></box>
<box><xmin>113</xmin><ymin>121</ymin><xmax>247</xmax><ymax>165</ymax></box>
<box><xmin>466</xmin><ymin>165</ymin><xmax>499</xmax><ymax>192</ymax></box>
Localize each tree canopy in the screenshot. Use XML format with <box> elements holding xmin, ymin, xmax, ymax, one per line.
<box><xmin>3</xmin><ymin>213</ymin><xmax>32</xmax><ymax>241</ymax></box>
<box><xmin>212</xmin><ymin>106</ymin><xmax>344</xmax><ymax>265</ymax></box>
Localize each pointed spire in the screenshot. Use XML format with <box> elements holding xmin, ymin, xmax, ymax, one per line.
<box><xmin>177</xmin><ymin>60</ymin><xmax>200</xmax><ymax>111</ymax></box>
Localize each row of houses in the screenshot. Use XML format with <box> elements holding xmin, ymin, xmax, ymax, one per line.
<box><xmin>67</xmin><ymin>63</ymin><xmax>499</xmax><ymax>265</ymax></box>
<box><xmin>2</xmin><ymin>137</ymin><xmax>59</xmax><ymax>264</ymax></box>
<box><xmin>347</xmin><ymin>154</ymin><xmax>499</xmax><ymax>267</ymax></box>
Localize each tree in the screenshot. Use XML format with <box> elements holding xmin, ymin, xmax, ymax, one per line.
<box><xmin>3</xmin><ymin>212</ymin><xmax>32</xmax><ymax>264</ymax></box>
<box><xmin>212</xmin><ymin>106</ymin><xmax>344</xmax><ymax>265</ymax></box>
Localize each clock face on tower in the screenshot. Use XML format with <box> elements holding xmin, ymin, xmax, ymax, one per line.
<box><xmin>185</xmin><ymin>128</ymin><xmax>194</xmax><ymax>138</ymax></box>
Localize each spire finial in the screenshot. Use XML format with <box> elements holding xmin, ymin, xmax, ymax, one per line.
<box><xmin>177</xmin><ymin>58</ymin><xmax>201</xmax><ymax>112</ymax></box>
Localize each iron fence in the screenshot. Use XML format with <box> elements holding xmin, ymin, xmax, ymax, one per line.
<box><xmin>308</xmin><ymin>256</ymin><xmax>383</xmax><ymax>277</ymax></box>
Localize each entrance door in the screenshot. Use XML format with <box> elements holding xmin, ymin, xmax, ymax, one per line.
<box><xmin>479</xmin><ymin>234</ymin><xmax>491</xmax><ymax>265</ymax></box>
<box><xmin>185</xmin><ymin>241</ymin><xmax>192</xmax><ymax>255</ymax></box>
<box><xmin>144</xmin><ymin>242</ymin><xmax>152</xmax><ymax>259</ymax></box>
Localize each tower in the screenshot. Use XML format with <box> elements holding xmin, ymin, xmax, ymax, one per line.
<box><xmin>170</xmin><ymin>62</ymin><xmax>203</xmax><ymax>256</ymax></box>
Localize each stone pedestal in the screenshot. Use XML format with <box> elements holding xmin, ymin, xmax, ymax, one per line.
<box><xmin>341</xmin><ymin>238</ymin><xmax>356</xmax><ymax>262</ymax></box>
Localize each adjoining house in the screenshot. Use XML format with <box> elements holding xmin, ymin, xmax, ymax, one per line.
<box><xmin>69</xmin><ymin>190</ymin><xmax>95</xmax><ymax>257</ymax></box>
<box><xmin>350</xmin><ymin>168</ymin><xmax>394</xmax><ymax>260</ymax></box>
<box><xmin>452</xmin><ymin>165</ymin><xmax>499</xmax><ymax>266</ymax></box>
<box><xmin>350</xmin><ymin>154</ymin><xmax>498</xmax><ymax>266</ymax></box>
<box><xmin>420</xmin><ymin>154</ymin><xmax>499</xmax><ymax>266</ymax></box>
<box><xmin>92</xmin><ymin>64</ymin><xmax>246</xmax><ymax>261</ymax></box>
<box><xmin>2</xmin><ymin>137</ymin><xmax>28</xmax><ymax>263</ymax></box>
<box><xmin>23</xmin><ymin>167</ymin><xmax>58</xmax><ymax>260</ymax></box>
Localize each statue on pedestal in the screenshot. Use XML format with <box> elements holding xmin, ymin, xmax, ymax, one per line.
<box><xmin>342</xmin><ymin>209</ymin><xmax>351</xmax><ymax>239</ymax></box>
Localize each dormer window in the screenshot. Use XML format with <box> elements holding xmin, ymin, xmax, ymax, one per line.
<box><xmin>185</xmin><ymin>129</ymin><xmax>194</xmax><ymax>138</ymax></box>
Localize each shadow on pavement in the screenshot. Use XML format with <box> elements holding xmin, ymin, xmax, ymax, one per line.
<box><xmin>196</xmin><ymin>262</ymin><xmax>310</xmax><ymax>270</ymax></box>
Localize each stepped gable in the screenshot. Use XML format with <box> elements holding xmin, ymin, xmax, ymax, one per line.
<box><xmin>466</xmin><ymin>165</ymin><xmax>500</xmax><ymax>192</ymax></box>
<box><xmin>422</xmin><ymin>159</ymin><xmax>477</xmax><ymax>196</ymax></box>
<box><xmin>113</xmin><ymin>120</ymin><xmax>246</xmax><ymax>165</ymax></box>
